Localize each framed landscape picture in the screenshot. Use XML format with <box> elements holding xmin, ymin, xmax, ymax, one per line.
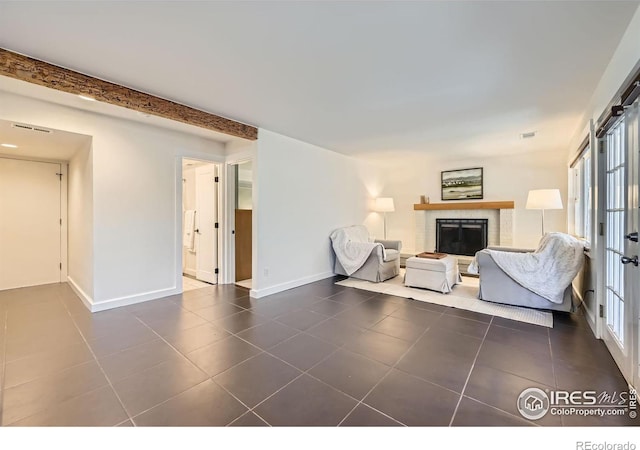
<box><xmin>441</xmin><ymin>167</ymin><xmax>483</xmax><ymax>201</ymax></box>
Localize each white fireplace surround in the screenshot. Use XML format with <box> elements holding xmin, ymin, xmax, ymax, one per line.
<box><xmin>416</xmin><ymin>207</ymin><xmax>514</xmax><ymax>253</ymax></box>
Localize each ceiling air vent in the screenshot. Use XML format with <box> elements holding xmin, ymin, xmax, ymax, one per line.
<box><xmin>11</xmin><ymin>123</ymin><xmax>53</xmax><ymax>134</ymax></box>
<box><xmin>520</xmin><ymin>131</ymin><xmax>536</xmax><ymax>139</ymax></box>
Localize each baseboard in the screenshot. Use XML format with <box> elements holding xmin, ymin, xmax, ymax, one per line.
<box><xmin>584</xmin><ymin>306</ymin><xmax>599</xmax><ymax>338</ymax></box>
<box><xmin>573</xmin><ymin>284</ymin><xmax>600</xmax><ymax>338</ymax></box>
<box><xmin>183</xmin><ymin>268</ymin><xmax>196</xmax><ymax>277</ymax></box>
<box><xmin>89</xmin><ymin>286</ymin><xmax>182</xmax><ymax>312</ymax></box>
<box><xmin>67</xmin><ymin>276</ymin><xmax>94</xmax><ymax>312</ymax></box>
<box><xmin>250</xmin><ymin>271</ymin><xmax>335</xmax><ymax>298</ymax></box>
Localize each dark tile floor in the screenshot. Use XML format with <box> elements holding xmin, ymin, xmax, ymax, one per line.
<box><xmin>0</xmin><ymin>277</ymin><xmax>634</xmax><ymax>426</ymax></box>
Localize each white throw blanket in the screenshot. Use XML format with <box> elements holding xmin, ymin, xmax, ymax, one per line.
<box><xmin>330</xmin><ymin>225</ymin><xmax>383</xmax><ymax>275</ymax></box>
<box><xmin>183</xmin><ymin>210</ymin><xmax>196</xmax><ymax>251</ymax></box>
<box><xmin>485</xmin><ymin>232</ymin><xmax>584</xmax><ymax>304</ymax></box>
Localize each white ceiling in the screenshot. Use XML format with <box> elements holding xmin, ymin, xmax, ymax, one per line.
<box><xmin>0</xmin><ymin>1</ymin><xmax>638</xmax><ymax>159</ymax></box>
<box><xmin>0</xmin><ymin>118</ymin><xmax>91</xmax><ymax>161</ymax></box>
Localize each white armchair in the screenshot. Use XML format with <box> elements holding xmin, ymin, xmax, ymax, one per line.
<box><xmin>330</xmin><ymin>225</ymin><xmax>402</xmax><ymax>282</ymax></box>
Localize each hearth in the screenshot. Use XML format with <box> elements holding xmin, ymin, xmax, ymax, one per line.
<box><xmin>436</xmin><ymin>218</ymin><xmax>488</xmax><ymax>256</ymax></box>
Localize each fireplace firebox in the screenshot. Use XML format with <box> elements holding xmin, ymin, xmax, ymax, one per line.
<box><xmin>436</xmin><ymin>219</ymin><xmax>488</xmax><ymax>256</ymax></box>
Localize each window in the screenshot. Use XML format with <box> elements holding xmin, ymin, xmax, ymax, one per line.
<box><xmin>572</xmin><ymin>147</ymin><xmax>592</xmax><ymax>241</ymax></box>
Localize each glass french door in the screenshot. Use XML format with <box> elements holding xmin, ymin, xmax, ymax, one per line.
<box><xmin>602</xmin><ymin>100</ymin><xmax>640</xmax><ymax>386</ymax></box>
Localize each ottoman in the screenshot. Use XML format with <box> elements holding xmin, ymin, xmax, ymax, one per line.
<box><xmin>404</xmin><ymin>255</ymin><xmax>461</xmax><ymax>293</ymax></box>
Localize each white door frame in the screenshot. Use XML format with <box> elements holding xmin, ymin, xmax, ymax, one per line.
<box><xmin>177</xmin><ymin>156</ymin><xmax>225</xmax><ymax>290</ymax></box>
<box><xmin>626</xmin><ymin>100</ymin><xmax>640</xmax><ymax>389</ymax></box>
<box><xmin>0</xmin><ymin>155</ymin><xmax>68</xmax><ymax>285</ymax></box>
<box><xmin>224</xmin><ymin>154</ymin><xmax>254</xmax><ymax>285</ymax></box>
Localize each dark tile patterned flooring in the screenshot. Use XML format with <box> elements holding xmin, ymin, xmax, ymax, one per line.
<box><xmin>0</xmin><ymin>277</ymin><xmax>634</xmax><ymax>426</ymax></box>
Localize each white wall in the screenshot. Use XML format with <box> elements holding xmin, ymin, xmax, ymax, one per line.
<box><xmin>226</xmin><ymin>139</ymin><xmax>256</xmax><ymax>159</ymax></box>
<box><xmin>252</xmin><ymin>129</ymin><xmax>383</xmax><ymax>297</ymax></box>
<box><xmin>568</xmin><ymin>6</ymin><xmax>640</xmax><ymax>154</ymax></box>
<box><xmin>0</xmin><ymin>89</ymin><xmax>226</xmax><ymax>310</ymax></box>
<box><xmin>380</xmin><ymin>150</ymin><xmax>568</xmax><ymax>253</ymax></box>
<box><xmin>67</xmin><ymin>144</ymin><xmax>94</xmax><ymax>301</ymax></box>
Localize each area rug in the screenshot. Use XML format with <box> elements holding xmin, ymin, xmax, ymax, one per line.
<box><xmin>335</xmin><ymin>270</ymin><xmax>553</xmax><ymax>328</ymax></box>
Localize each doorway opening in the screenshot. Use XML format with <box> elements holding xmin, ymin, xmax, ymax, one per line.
<box><xmin>182</xmin><ymin>158</ymin><xmax>221</xmax><ymax>290</ymax></box>
<box><xmin>0</xmin><ymin>119</ymin><xmax>91</xmax><ymax>293</ymax></box>
<box><xmin>230</xmin><ymin>160</ymin><xmax>253</xmax><ymax>289</ymax></box>
<box><xmin>0</xmin><ymin>157</ymin><xmax>64</xmax><ymax>290</ymax></box>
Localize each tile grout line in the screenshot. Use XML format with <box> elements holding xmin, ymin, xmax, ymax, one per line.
<box><xmin>1</xmin><ymin>282</ymin><xmax>626</xmax><ymax>427</ymax></box>
<box><xmin>0</xmin><ymin>283</ymin><xmax>582</xmax><ymax>427</ymax></box>
<box><xmin>126</xmin><ymin>287</ymin><xmax>271</xmax><ymax>421</ymax></box>
<box><xmin>547</xmin><ymin>326</ymin><xmax>558</xmax><ymax>389</ymax></box>
<box><xmin>461</xmin><ymin>394</ymin><xmax>540</xmax><ymax>427</ymax></box>
<box><xmin>335</xmin><ymin>309</ymin><xmax>450</xmax><ymax>426</ymax></box>
<box><xmin>0</xmin><ymin>324</ymin><xmax>184</xmax><ymax>392</ymax></box>
<box><xmin>124</xmin><ymin>298</ymin><xmax>346</xmax><ymax>425</ymax></box>
<box><xmin>129</xmin><ymin>315</ymin><xmax>250</xmax><ymax>423</ymax></box>
<box><xmin>218</xmin><ymin>333</ymin><xmax>346</xmax><ymax>424</ymax></box>
<box><xmin>128</xmin><ymin>378</ymin><xmax>253</xmax><ymax>427</ymax></box>
<box><xmin>114</xmin><ymin>418</ymin><xmax>133</xmax><ymax>427</ymax></box>
<box><xmin>129</xmin><ymin>311</ymin><xmax>319</xmax><ymax>426</ymax></box>
<box><xmin>209</xmin><ymin>298</ymin><xmax>408</xmax><ymax>425</ymax></box>
<box><xmin>61</xmin><ymin>297</ymin><xmax>136</xmax><ymax>427</ymax></box>
<box><xmin>447</xmin><ymin>315</ymin><xmax>494</xmax><ymax>427</ymax></box>
<box><xmin>4</xmin><ymin>293</ymin><xmax>134</xmax><ymax>426</ymax></box>
<box><xmin>200</xmin><ymin>300</ymin><xmax>362</xmax><ymax>426</ymax></box>
<box><xmin>226</xmin><ymin>409</ymin><xmax>269</xmax><ymax>427</ymax></box>
<box><xmin>547</xmin><ymin>325</ymin><xmax>564</xmax><ymax>426</ymax></box>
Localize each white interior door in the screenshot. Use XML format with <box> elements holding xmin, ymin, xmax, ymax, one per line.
<box><xmin>0</xmin><ymin>158</ymin><xmax>62</xmax><ymax>290</ymax></box>
<box><xmin>602</xmin><ymin>105</ymin><xmax>640</xmax><ymax>385</ymax></box>
<box><xmin>195</xmin><ymin>164</ymin><xmax>218</xmax><ymax>284</ymax></box>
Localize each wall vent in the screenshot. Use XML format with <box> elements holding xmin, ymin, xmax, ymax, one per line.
<box><xmin>520</xmin><ymin>131</ymin><xmax>536</xmax><ymax>139</ymax></box>
<box><xmin>11</xmin><ymin>123</ymin><xmax>53</xmax><ymax>134</ymax></box>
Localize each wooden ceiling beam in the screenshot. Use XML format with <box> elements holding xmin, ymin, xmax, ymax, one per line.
<box><xmin>0</xmin><ymin>48</ymin><xmax>258</xmax><ymax>140</ymax></box>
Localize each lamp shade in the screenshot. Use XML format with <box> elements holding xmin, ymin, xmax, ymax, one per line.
<box><xmin>525</xmin><ymin>189</ymin><xmax>563</xmax><ymax>210</ymax></box>
<box><xmin>374</xmin><ymin>197</ymin><xmax>395</xmax><ymax>212</ymax></box>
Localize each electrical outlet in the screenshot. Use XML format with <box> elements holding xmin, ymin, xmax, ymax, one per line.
<box><xmin>264</xmin><ymin>268</ymin><xmax>269</xmax><ymax>277</ymax></box>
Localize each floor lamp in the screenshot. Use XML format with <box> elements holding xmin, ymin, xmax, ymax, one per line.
<box><xmin>374</xmin><ymin>197</ymin><xmax>395</xmax><ymax>239</ymax></box>
<box><xmin>526</xmin><ymin>189</ymin><xmax>563</xmax><ymax>236</ymax></box>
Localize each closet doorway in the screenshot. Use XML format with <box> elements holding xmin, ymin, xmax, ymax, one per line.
<box><xmin>0</xmin><ymin>157</ymin><xmax>63</xmax><ymax>290</ymax></box>
<box><xmin>231</xmin><ymin>160</ymin><xmax>253</xmax><ymax>289</ymax></box>
<box><xmin>182</xmin><ymin>159</ymin><xmax>221</xmax><ymax>289</ymax></box>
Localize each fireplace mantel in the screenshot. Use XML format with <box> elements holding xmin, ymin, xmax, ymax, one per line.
<box><xmin>413</xmin><ymin>201</ymin><xmax>514</xmax><ymax>211</ymax></box>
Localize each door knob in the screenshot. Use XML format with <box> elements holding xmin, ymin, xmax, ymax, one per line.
<box><xmin>195</xmin><ymin>228</ymin><xmax>200</xmax><ymax>234</ymax></box>
<box><xmin>625</xmin><ymin>231</ymin><xmax>638</xmax><ymax>242</ymax></box>
<box><xmin>621</xmin><ymin>255</ymin><xmax>639</xmax><ymax>266</ymax></box>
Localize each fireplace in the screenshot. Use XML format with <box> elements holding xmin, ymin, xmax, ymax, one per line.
<box><xmin>436</xmin><ymin>219</ymin><xmax>488</xmax><ymax>256</ymax></box>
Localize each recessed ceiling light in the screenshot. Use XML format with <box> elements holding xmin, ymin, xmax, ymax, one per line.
<box><xmin>520</xmin><ymin>131</ymin><xmax>536</xmax><ymax>139</ymax></box>
<box><xmin>78</xmin><ymin>95</ymin><xmax>96</xmax><ymax>102</ymax></box>
<box><xmin>1</xmin><ymin>143</ymin><xmax>18</xmax><ymax>148</ymax></box>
